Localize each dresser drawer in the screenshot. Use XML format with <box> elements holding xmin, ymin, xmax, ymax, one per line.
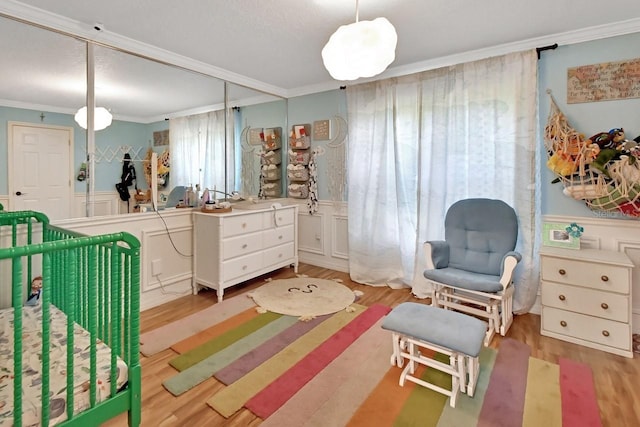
<box><xmin>542</xmin><ymin>306</ymin><xmax>630</xmax><ymax>351</ymax></box>
<box><xmin>263</xmin><ymin>225</ymin><xmax>294</xmax><ymax>249</ymax></box>
<box><xmin>223</xmin><ymin>214</ymin><xmax>263</xmax><ymax>238</ymax></box>
<box><xmin>223</xmin><ymin>231</ymin><xmax>263</xmax><ymax>260</ymax></box>
<box><xmin>222</xmin><ymin>252</ymin><xmax>263</xmax><ymax>281</ymax></box>
<box><xmin>263</xmin><ymin>207</ymin><xmax>295</xmax><ymax>228</ymax></box>
<box><xmin>263</xmin><ymin>242</ymin><xmax>295</xmax><ymax>267</ymax></box>
<box><xmin>541</xmin><ymin>282</ymin><xmax>629</xmax><ymax>322</ymax></box>
<box><xmin>540</xmin><ymin>256</ymin><xmax>629</xmax><ymax>294</ymax></box>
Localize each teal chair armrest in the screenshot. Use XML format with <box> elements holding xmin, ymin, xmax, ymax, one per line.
<box><xmin>424</xmin><ymin>240</ymin><xmax>450</xmax><ymax>269</ymax></box>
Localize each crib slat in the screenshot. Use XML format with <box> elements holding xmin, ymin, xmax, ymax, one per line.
<box><xmin>12</xmin><ymin>257</ymin><xmax>23</xmax><ymax>427</ymax></box>
<box><xmin>41</xmin><ymin>253</ymin><xmax>52</xmax><ymax>426</ymax></box>
<box><xmin>88</xmin><ymin>244</ymin><xmax>98</xmax><ymax>408</ymax></box>
<box><xmin>65</xmin><ymin>248</ymin><xmax>77</xmax><ymax>421</ymax></box>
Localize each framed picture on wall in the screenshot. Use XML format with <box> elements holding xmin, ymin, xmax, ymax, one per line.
<box><xmin>542</xmin><ymin>222</ymin><xmax>580</xmax><ymax>249</ymax></box>
<box><xmin>153</xmin><ymin>129</ymin><xmax>169</xmax><ymax>146</ymax></box>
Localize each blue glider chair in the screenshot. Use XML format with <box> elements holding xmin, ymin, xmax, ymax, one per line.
<box><xmin>423</xmin><ymin>199</ymin><xmax>521</xmax><ymax>344</ymax></box>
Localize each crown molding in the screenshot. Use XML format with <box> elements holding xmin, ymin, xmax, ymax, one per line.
<box><xmin>2</xmin><ymin>1</ymin><xmax>640</xmax><ymax>100</ymax></box>
<box><xmin>285</xmin><ymin>17</ymin><xmax>640</xmax><ymax>98</ymax></box>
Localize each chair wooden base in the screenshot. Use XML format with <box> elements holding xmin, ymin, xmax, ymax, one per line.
<box><xmin>432</xmin><ymin>283</ymin><xmax>514</xmax><ymax>345</ymax></box>
<box><xmin>389</xmin><ymin>333</ymin><xmax>480</xmax><ymax>407</ymax></box>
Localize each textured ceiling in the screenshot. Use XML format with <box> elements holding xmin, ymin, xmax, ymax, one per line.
<box><xmin>2</xmin><ymin>0</ymin><xmax>640</xmax><ymax>120</ymax></box>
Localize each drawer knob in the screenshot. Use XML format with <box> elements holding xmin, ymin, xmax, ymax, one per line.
<box><xmin>242</xmin><ymin>223</ymin><xmax>247</xmax><ymax>228</ymax></box>
<box><xmin>278</xmin><ymin>235</ymin><xmax>283</xmax><ymax>240</ymax></box>
<box><xmin>278</xmin><ymin>253</ymin><xmax>283</xmax><ymax>258</ymax></box>
<box><xmin>558</xmin><ymin>269</ymin><xmax>566</xmax><ymax>275</ymax></box>
<box><xmin>242</xmin><ymin>244</ymin><xmax>248</xmax><ymax>249</ymax></box>
<box><xmin>601</xmin><ymin>302</ymin><xmax>609</xmax><ymax>310</ymax></box>
<box><xmin>242</xmin><ymin>265</ymin><xmax>247</xmax><ymax>270</ymax></box>
<box><xmin>558</xmin><ymin>294</ymin><xmax>566</xmax><ymax>301</ymax></box>
<box><xmin>602</xmin><ymin>330</ymin><xmax>610</xmax><ymax>337</ymax></box>
<box><xmin>560</xmin><ymin>320</ymin><xmax>567</xmax><ymax>327</ymax></box>
<box><xmin>601</xmin><ymin>275</ymin><xmax>609</xmax><ymax>282</ymax></box>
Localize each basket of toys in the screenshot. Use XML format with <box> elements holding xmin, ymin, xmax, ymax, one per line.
<box><xmin>545</xmin><ymin>95</ymin><xmax>640</xmax><ymax>217</ymax></box>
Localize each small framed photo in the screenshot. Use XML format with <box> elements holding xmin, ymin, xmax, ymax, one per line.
<box><xmin>542</xmin><ymin>222</ymin><xmax>580</xmax><ymax>249</ymax></box>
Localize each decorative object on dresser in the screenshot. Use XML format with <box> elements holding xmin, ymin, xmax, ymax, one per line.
<box><xmin>192</xmin><ymin>205</ymin><xmax>299</xmax><ymax>302</ymax></box>
<box><xmin>542</xmin><ymin>222</ymin><xmax>582</xmax><ymax>250</ymax></box>
<box><xmin>540</xmin><ymin>246</ymin><xmax>634</xmax><ymax>358</ymax></box>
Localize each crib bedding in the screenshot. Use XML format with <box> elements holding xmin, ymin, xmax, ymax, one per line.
<box><xmin>0</xmin><ymin>304</ymin><xmax>128</xmax><ymax>426</ymax></box>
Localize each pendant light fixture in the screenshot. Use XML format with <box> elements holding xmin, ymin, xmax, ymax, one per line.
<box><xmin>321</xmin><ymin>0</ymin><xmax>397</xmax><ymax>81</ymax></box>
<box><xmin>74</xmin><ymin>106</ymin><xmax>113</xmax><ymax>131</ymax></box>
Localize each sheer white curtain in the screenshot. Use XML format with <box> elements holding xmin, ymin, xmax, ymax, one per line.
<box><xmin>346</xmin><ymin>50</ymin><xmax>539</xmax><ymax>313</ymax></box>
<box><xmin>170</xmin><ymin>109</ymin><xmax>232</xmax><ymax>192</ymax></box>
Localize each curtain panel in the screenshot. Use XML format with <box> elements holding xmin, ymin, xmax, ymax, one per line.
<box><xmin>170</xmin><ymin>109</ymin><xmax>233</xmax><ymax>193</ymax></box>
<box><xmin>346</xmin><ymin>50</ymin><xmax>539</xmax><ymax>313</ymax></box>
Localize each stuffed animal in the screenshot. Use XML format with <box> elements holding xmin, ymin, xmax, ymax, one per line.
<box><xmin>547</xmin><ymin>150</ymin><xmax>578</xmax><ymax>176</ymax></box>
<box><xmin>25</xmin><ymin>276</ymin><xmax>42</xmax><ymax>306</ymax></box>
<box><xmin>589</xmin><ymin>128</ymin><xmax>628</xmax><ymax>177</ymax></box>
<box><xmin>589</xmin><ymin>128</ymin><xmax>626</xmax><ymax>150</ymax></box>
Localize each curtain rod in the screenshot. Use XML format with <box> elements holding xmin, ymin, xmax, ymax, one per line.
<box><xmin>536</xmin><ymin>43</ymin><xmax>558</xmax><ymax>59</ymax></box>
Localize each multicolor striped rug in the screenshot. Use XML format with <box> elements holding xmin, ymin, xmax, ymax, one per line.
<box><xmin>160</xmin><ymin>300</ymin><xmax>602</xmax><ymax>426</ymax></box>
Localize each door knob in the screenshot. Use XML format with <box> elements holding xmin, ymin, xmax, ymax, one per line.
<box><xmin>15</xmin><ymin>191</ymin><xmax>23</xmax><ymax>196</ymax></box>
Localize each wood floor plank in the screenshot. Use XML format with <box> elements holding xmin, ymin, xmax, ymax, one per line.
<box><xmin>102</xmin><ymin>263</ymin><xmax>640</xmax><ymax>427</ymax></box>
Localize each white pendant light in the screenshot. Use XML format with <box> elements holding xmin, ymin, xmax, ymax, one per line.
<box><xmin>322</xmin><ymin>0</ymin><xmax>397</xmax><ymax>81</ymax></box>
<box><xmin>74</xmin><ymin>106</ymin><xmax>113</xmax><ymax>131</ymax></box>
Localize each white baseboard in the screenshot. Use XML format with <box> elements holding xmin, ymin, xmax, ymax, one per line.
<box><xmin>139</xmin><ymin>279</ymin><xmax>193</xmax><ymax>311</ymax></box>
<box><xmin>298</xmin><ymin>252</ymin><xmax>349</xmax><ymax>273</ymax></box>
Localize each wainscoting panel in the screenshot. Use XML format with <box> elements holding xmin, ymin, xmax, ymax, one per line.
<box><xmin>296</xmin><ymin>201</ymin><xmax>349</xmax><ymax>272</ymax></box>
<box><xmin>52</xmin><ymin>209</ymin><xmax>194</xmax><ymax>310</ymax></box>
<box><xmin>331</xmin><ymin>215</ymin><xmax>348</xmax><ymax>259</ymax></box>
<box><xmin>141</xmin><ymin>226</ymin><xmax>193</xmax><ymax>294</ymax></box>
<box><xmin>74</xmin><ymin>192</ymin><xmax>121</xmax><ymax>217</ymax></box>
<box><xmin>298</xmin><ymin>212</ymin><xmax>324</xmax><ymax>255</ymax></box>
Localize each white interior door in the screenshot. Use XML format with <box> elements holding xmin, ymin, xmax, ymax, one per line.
<box><xmin>9</xmin><ymin>122</ymin><xmax>73</xmax><ymax>221</ymax></box>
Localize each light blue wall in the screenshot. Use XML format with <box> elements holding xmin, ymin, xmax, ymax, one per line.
<box><xmin>0</xmin><ymin>105</ymin><xmax>167</xmax><ymax>194</ymax></box>
<box><xmin>288</xmin><ymin>89</ymin><xmax>347</xmax><ymax>201</ymax></box>
<box><xmin>539</xmin><ymin>32</ymin><xmax>640</xmax><ymax>219</ymax></box>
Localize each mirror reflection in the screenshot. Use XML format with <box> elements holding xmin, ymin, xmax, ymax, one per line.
<box><xmin>0</xmin><ymin>15</ymin><xmax>287</xmax><ymax>220</ymax></box>
<box><xmin>0</xmin><ymin>15</ymin><xmax>86</xmax><ymax>220</ymax></box>
<box><xmin>227</xmin><ymin>83</ymin><xmax>287</xmax><ymax>200</ymax></box>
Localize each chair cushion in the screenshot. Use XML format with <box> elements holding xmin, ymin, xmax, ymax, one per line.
<box><xmin>424</xmin><ymin>267</ymin><xmax>503</xmax><ymax>293</ymax></box>
<box><xmin>381</xmin><ymin>302</ymin><xmax>487</xmax><ymax>357</ymax></box>
<box><xmin>445</xmin><ymin>199</ymin><xmax>518</xmax><ymax>276</ymax></box>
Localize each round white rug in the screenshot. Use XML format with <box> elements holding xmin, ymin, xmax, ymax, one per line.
<box><xmin>248</xmin><ymin>277</ymin><xmax>356</xmax><ymax>318</ymax></box>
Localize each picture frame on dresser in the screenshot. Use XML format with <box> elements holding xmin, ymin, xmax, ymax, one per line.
<box><xmin>542</xmin><ymin>222</ymin><xmax>580</xmax><ymax>249</ymax></box>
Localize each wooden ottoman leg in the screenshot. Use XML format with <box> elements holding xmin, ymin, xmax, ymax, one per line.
<box><xmin>466</xmin><ymin>355</ymin><xmax>480</xmax><ymax>397</ymax></box>
<box><xmin>390</xmin><ymin>333</ymin><xmax>404</xmax><ymax>367</ymax></box>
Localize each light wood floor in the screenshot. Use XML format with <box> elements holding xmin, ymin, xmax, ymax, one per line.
<box><xmin>104</xmin><ymin>263</ymin><xmax>640</xmax><ymax>427</ymax></box>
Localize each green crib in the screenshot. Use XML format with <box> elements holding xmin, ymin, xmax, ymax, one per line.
<box><xmin>0</xmin><ymin>210</ymin><xmax>141</xmax><ymax>426</ymax></box>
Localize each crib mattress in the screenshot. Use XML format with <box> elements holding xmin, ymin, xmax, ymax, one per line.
<box><xmin>0</xmin><ymin>305</ymin><xmax>128</xmax><ymax>426</ymax></box>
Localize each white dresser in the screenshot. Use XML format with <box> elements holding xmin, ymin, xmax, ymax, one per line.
<box><xmin>540</xmin><ymin>246</ymin><xmax>634</xmax><ymax>358</ymax></box>
<box><xmin>193</xmin><ymin>205</ymin><xmax>298</xmax><ymax>301</ymax></box>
